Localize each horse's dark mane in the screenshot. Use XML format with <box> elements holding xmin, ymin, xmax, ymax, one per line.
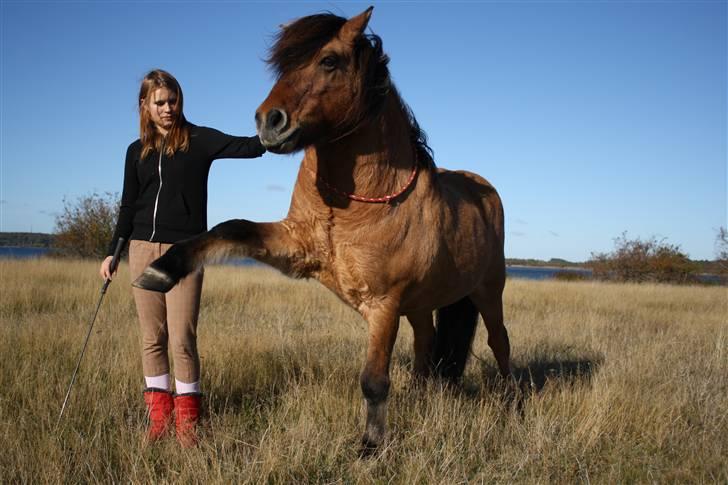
<box><xmin>393</xmin><ymin>88</ymin><xmax>436</xmax><ymax>170</ymax></box>
<box><xmin>267</xmin><ymin>12</ymin><xmax>435</xmax><ymax>170</ymax></box>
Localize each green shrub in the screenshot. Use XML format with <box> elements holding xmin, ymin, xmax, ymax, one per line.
<box><xmin>588</xmin><ymin>233</ymin><xmax>697</xmax><ymax>284</ymax></box>
<box><xmin>716</xmin><ymin>226</ymin><xmax>728</xmax><ymax>275</ymax></box>
<box><xmin>53</xmin><ymin>192</ymin><xmax>119</xmax><ymax>259</ymax></box>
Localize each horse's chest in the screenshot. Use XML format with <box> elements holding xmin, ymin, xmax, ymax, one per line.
<box><xmin>316</xmin><ymin>240</ymin><xmax>382</xmax><ymax>311</ymax></box>
<box><xmin>302</xmin><ymin>215</ymin><xmax>420</xmax><ymax>312</ymax></box>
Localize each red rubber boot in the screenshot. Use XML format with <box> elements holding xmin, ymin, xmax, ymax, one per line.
<box><xmin>174</xmin><ymin>393</ymin><xmax>202</xmax><ymax>448</ymax></box>
<box><xmin>143</xmin><ymin>388</ymin><xmax>174</xmax><ymax>441</ymax></box>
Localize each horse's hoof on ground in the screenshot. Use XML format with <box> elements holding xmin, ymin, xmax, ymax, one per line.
<box><xmin>358</xmin><ymin>435</ymin><xmax>381</xmax><ymax>458</ymax></box>
<box><xmin>132</xmin><ymin>266</ymin><xmax>176</xmax><ymax>293</ymax></box>
<box><xmin>358</xmin><ymin>442</ymin><xmax>378</xmax><ymax>458</ymax></box>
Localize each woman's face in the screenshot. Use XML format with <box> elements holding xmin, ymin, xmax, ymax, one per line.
<box><xmin>145</xmin><ymin>87</ymin><xmax>178</xmax><ymax>133</ymax></box>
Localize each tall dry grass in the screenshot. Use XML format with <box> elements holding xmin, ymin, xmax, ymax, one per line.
<box><xmin>1</xmin><ymin>258</ymin><xmax>726</xmax><ymax>483</ymax></box>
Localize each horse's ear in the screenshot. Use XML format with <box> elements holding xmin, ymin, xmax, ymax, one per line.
<box><xmin>339</xmin><ymin>6</ymin><xmax>373</xmax><ymax>45</ymax></box>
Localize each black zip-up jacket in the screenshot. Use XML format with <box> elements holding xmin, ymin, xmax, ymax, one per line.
<box><xmin>107</xmin><ymin>124</ymin><xmax>265</xmax><ymax>256</ymax></box>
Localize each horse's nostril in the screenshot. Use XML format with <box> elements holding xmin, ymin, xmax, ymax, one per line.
<box><xmin>255</xmin><ymin>111</ymin><xmax>262</xmax><ymax>129</ymax></box>
<box><xmin>266</xmin><ymin>108</ymin><xmax>288</xmax><ymax>133</ymax></box>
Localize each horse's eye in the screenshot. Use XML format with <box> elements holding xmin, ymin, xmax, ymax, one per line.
<box><xmin>320</xmin><ymin>55</ymin><xmax>339</xmax><ymax>71</ymax></box>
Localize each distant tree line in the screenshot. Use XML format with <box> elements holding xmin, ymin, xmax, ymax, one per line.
<box><xmin>0</xmin><ymin>232</ymin><xmax>55</xmax><ymax>248</ymax></box>
<box><xmin>506</xmin><ymin>257</ymin><xmax>582</xmax><ymax>268</ymax></box>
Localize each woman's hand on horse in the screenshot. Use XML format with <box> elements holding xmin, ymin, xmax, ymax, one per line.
<box><xmin>100</xmin><ymin>255</ymin><xmax>116</xmax><ymax>280</ymax></box>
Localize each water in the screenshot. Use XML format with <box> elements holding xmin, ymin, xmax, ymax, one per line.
<box><xmin>227</xmin><ymin>258</ymin><xmax>593</xmax><ymax>281</ymax></box>
<box><xmin>0</xmin><ymin>247</ymin><xmax>51</xmax><ymax>259</ymax></box>
<box><xmin>506</xmin><ymin>265</ymin><xmax>592</xmax><ymax>280</ymax></box>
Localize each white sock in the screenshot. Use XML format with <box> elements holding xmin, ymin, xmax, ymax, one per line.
<box><xmin>175</xmin><ymin>379</ymin><xmax>201</xmax><ymax>394</ymax></box>
<box><xmin>145</xmin><ymin>374</ymin><xmax>170</xmax><ymax>391</ymax></box>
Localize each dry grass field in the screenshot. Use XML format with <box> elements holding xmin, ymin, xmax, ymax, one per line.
<box><xmin>1</xmin><ymin>258</ymin><xmax>726</xmax><ymax>483</ymax></box>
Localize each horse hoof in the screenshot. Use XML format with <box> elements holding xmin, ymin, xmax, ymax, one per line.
<box><xmin>358</xmin><ymin>435</ymin><xmax>381</xmax><ymax>458</ymax></box>
<box><xmin>358</xmin><ymin>442</ymin><xmax>377</xmax><ymax>458</ymax></box>
<box><xmin>132</xmin><ymin>266</ymin><xmax>176</xmax><ymax>293</ymax></box>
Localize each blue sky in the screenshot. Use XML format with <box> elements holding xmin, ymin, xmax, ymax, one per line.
<box><xmin>1</xmin><ymin>1</ymin><xmax>725</xmax><ymax>261</ymax></box>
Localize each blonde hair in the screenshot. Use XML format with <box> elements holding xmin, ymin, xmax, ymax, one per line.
<box><xmin>138</xmin><ymin>69</ymin><xmax>190</xmax><ymax>159</ymax></box>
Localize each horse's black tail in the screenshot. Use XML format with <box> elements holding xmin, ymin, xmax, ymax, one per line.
<box><xmin>433</xmin><ymin>297</ymin><xmax>479</xmax><ymax>381</ymax></box>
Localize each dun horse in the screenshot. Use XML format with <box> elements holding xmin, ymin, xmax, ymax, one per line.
<box><xmin>134</xmin><ymin>7</ymin><xmax>511</xmax><ymax>451</ymax></box>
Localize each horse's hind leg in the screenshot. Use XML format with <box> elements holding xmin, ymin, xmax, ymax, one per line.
<box><xmin>406</xmin><ymin>311</ymin><xmax>435</xmax><ymax>379</ymax></box>
<box><xmin>470</xmin><ymin>281</ymin><xmax>511</xmax><ymax>377</ymax></box>
<box><xmin>133</xmin><ymin>219</ymin><xmax>292</xmax><ymax>292</ymax></box>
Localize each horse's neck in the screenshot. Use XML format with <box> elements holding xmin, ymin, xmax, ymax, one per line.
<box><xmin>303</xmin><ymin>95</ymin><xmax>416</xmax><ymax>200</ymax></box>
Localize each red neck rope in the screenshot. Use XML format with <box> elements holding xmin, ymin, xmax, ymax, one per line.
<box><xmin>312</xmin><ymin>158</ymin><xmax>419</xmax><ymax>204</ymax></box>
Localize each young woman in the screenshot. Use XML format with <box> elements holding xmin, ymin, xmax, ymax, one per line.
<box><xmin>100</xmin><ymin>69</ymin><xmax>265</xmax><ymax>447</ymax></box>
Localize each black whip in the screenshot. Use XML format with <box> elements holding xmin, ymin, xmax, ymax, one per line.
<box><xmin>58</xmin><ymin>237</ymin><xmax>125</xmax><ymax>424</ymax></box>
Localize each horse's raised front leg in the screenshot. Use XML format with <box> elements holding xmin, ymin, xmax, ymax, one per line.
<box><xmin>359</xmin><ymin>297</ymin><xmax>401</xmax><ymax>454</ymax></box>
<box><xmin>133</xmin><ymin>219</ymin><xmax>296</xmax><ymax>292</ymax></box>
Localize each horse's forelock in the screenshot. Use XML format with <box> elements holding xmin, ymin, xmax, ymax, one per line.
<box><xmin>267</xmin><ymin>13</ymin><xmax>347</xmax><ymax>78</ymax></box>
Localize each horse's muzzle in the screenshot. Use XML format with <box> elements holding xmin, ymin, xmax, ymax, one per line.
<box><xmin>256</xmin><ymin>108</ymin><xmax>301</xmax><ymax>153</ymax></box>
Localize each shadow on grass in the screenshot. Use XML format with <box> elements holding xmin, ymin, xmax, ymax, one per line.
<box><xmin>466</xmin><ymin>348</ymin><xmax>604</xmax><ymax>413</ymax></box>
<box><xmin>394</xmin><ymin>347</ymin><xmax>606</xmax><ymax>413</ymax></box>
<box><xmin>512</xmin><ymin>357</ymin><xmax>601</xmax><ymax>392</ymax></box>
<box><xmin>397</xmin><ymin>347</ymin><xmax>602</xmax><ymax>396</ymax></box>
